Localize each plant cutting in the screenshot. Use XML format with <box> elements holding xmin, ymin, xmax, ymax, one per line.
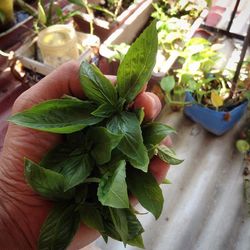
<box><xmin>9</xmin><ymin>21</ymin><xmax>182</xmax><ymax>249</ymax></box>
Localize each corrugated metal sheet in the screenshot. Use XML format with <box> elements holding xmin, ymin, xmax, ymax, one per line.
<box><xmin>94</xmin><ymin>108</ymin><xmax>250</xmax><ymax>250</ymax></box>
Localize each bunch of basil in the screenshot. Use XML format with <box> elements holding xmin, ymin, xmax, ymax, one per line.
<box><xmin>9</xmin><ymin>21</ymin><xmax>182</xmax><ymax>250</ymax></box>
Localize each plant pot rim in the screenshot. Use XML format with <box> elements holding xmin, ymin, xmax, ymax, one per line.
<box><xmin>16</xmin><ymin>31</ymin><xmax>100</xmax><ymax>76</ymax></box>
<box><xmin>185</xmin><ymin>91</ymin><xmax>248</xmax><ymax>113</ymax></box>
<box><xmin>78</xmin><ymin>0</ymin><xmax>146</xmax><ymax>29</ymax></box>
<box><xmin>0</xmin><ymin>15</ymin><xmax>33</xmax><ymax>38</ymax></box>
<box><xmin>99</xmin><ymin>0</ymin><xmax>153</xmax><ymax>58</ymax></box>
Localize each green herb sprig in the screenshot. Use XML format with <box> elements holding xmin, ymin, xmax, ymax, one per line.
<box><xmin>9</xmin><ymin>21</ymin><xmax>183</xmax><ymax>249</ymax></box>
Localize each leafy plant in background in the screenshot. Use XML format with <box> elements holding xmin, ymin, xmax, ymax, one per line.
<box><xmin>68</xmin><ymin>0</ymin><xmax>136</xmax><ymax>34</ymax></box>
<box><xmin>152</xmin><ymin>0</ymin><xmax>209</xmax><ymax>21</ymax></box>
<box><xmin>9</xmin><ymin>21</ymin><xmax>183</xmax><ymax>250</ymax></box>
<box><xmin>34</xmin><ymin>0</ymin><xmax>81</xmax><ymax>31</ymax></box>
<box><xmin>108</xmin><ymin>43</ymin><xmax>130</xmax><ymax>62</ymax></box>
<box><xmin>161</xmin><ymin>37</ymin><xmax>250</xmax><ymax>111</ymax></box>
<box><xmin>160</xmin><ymin>37</ymin><xmax>220</xmax><ymax>109</ymax></box>
<box><xmin>151</xmin><ymin>0</ymin><xmax>209</xmax><ymax>73</ymax></box>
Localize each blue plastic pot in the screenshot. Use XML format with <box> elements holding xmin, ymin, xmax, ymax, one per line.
<box><xmin>184</xmin><ymin>92</ymin><xmax>248</xmax><ymax>136</ymax></box>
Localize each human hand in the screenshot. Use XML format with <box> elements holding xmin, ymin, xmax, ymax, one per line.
<box><xmin>0</xmin><ymin>61</ymin><xmax>170</xmax><ymax>249</ymax></box>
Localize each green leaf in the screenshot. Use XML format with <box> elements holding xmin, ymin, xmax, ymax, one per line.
<box><xmin>0</xmin><ymin>10</ymin><xmax>6</xmax><ymax>24</ymax></box>
<box><xmin>38</xmin><ymin>204</ymin><xmax>80</xmax><ymax>250</ymax></box>
<box><xmin>128</xmin><ymin>235</ymin><xmax>145</xmax><ymax>249</ymax></box>
<box><xmin>9</xmin><ymin>99</ymin><xmax>102</xmax><ymax>134</ymax></box>
<box><xmin>80</xmin><ymin>61</ymin><xmax>118</xmax><ymax>107</ymax></box>
<box><xmin>134</xmin><ymin>108</ymin><xmax>145</xmax><ymax>124</ymax></box>
<box><xmin>126</xmin><ymin>209</ymin><xmax>144</xmax><ymax>243</ymax></box>
<box><xmin>100</xmin><ymin>207</ymin><xmax>144</xmax><ymax>246</ymax></box>
<box><xmin>97</xmin><ymin>160</ymin><xmax>129</xmax><ymax>208</ymax></box>
<box><xmin>157</xmin><ymin>145</ymin><xmax>184</xmax><ymax>165</ymax></box>
<box><xmin>236</xmin><ymin>140</ymin><xmax>250</xmax><ymax>153</ymax></box>
<box><xmin>146</xmin><ymin>144</ymin><xmax>157</xmax><ymax>160</ymax></box>
<box><xmin>91</xmin><ymin>103</ymin><xmax>115</xmax><ymax>118</ymax></box>
<box><xmin>244</xmin><ymin>91</ymin><xmax>250</xmax><ymax>101</ymax></box>
<box><xmin>109</xmin><ymin>207</ymin><xmax>129</xmax><ymax>244</ymax></box>
<box><xmin>127</xmin><ymin>168</ymin><xmax>164</xmax><ymax>219</ymax></box>
<box><xmin>80</xmin><ymin>203</ymin><xmax>105</xmax><ymax>233</ymax></box>
<box><xmin>162</xmin><ymin>178</ymin><xmax>172</xmax><ymax>184</ymax></box>
<box><xmin>107</xmin><ymin>207</ymin><xmax>144</xmax><ymax>246</ymax></box>
<box><xmin>107</xmin><ymin>112</ymin><xmax>149</xmax><ymax>172</ymax></box>
<box><xmin>24</xmin><ymin>159</ymin><xmax>74</xmax><ymax>201</ymax></box>
<box><xmin>41</xmin><ymin>144</ymin><xmax>93</xmax><ymax>191</ymax></box>
<box><xmin>142</xmin><ymin>122</ymin><xmax>175</xmax><ymax>145</ymax></box>
<box><xmin>87</xmin><ymin>127</ymin><xmax>123</xmax><ymax>165</ymax></box>
<box><xmin>117</xmin><ymin>20</ymin><xmax>158</xmax><ymax>103</ymax></box>
<box><xmin>38</xmin><ymin>1</ymin><xmax>47</xmax><ymax>25</ymax></box>
<box><xmin>160</xmin><ymin>76</ymin><xmax>175</xmax><ymax>93</ymax></box>
<box><xmin>67</xmin><ymin>0</ymin><xmax>84</xmax><ymax>7</ymax></box>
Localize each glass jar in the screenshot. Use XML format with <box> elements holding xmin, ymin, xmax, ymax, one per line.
<box><xmin>37</xmin><ymin>24</ymin><xmax>79</xmax><ymax>67</ymax></box>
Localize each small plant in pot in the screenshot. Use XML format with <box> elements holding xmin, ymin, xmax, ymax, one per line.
<box><xmin>151</xmin><ymin>0</ymin><xmax>209</xmax><ymax>75</ymax></box>
<box><xmin>69</xmin><ymin>0</ymin><xmax>143</xmax><ymax>41</ymax></box>
<box><xmin>181</xmin><ymin>37</ymin><xmax>250</xmax><ymax>135</ymax></box>
<box><xmin>160</xmin><ymin>37</ymin><xmax>220</xmax><ymax>111</ymax></box>
<box><xmin>160</xmin><ymin>36</ymin><xmax>250</xmax><ymax>135</ymax></box>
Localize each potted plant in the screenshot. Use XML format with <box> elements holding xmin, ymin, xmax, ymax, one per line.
<box><xmin>177</xmin><ymin>36</ymin><xmax>250</xmax><ymax>135</ymax></box>
<box><xmin>70</xmin><ymin>0</ymin><xmax>147</xmax><ymax>41</ymax></box>
<box><xmin>16</xmin><ymin>1</ymin><xmax>100</xmax><ymax>76</ymax></box>
<box><xmin>160</xmin><ymin>37</ymin><xmax>220</xmax><ymax>110</ymax></box>
<box><xmin>97</xmin><ymin>0</ymin><xmax>153</xmax><ymax>73</ymax></box>
<box><xmin>151</xmin><ymin>0</ymin><xmax>209</xmax><ymax>76</ymax></box>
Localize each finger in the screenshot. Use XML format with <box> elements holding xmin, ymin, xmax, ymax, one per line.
<box><xmin>149</xmin><ymin>135</ymin><xmax>173</xmax><ymax>183</ymax></box>
<box><xmin>161</xmin><ymin>135</ymin><xmax>173</xmax><ymax>147</ymax></box>
<box><xmin>133</xmin><ymin>92</ymin><xmax>162</xmax><ymax>121</ymax></box>
<box><xmin>69</xmin><ymin>226</ymin><xmax>100</xmax><ymax>250</ymax></box>
<box><xmin>149</xmin><ymin>156</ymin><xmax>170</xmax><ymax>184</ymax></box>
<box><xmin>12</xmin><ymin>60</ymin><xmax>82</xmax><ymax>113</ymax></box>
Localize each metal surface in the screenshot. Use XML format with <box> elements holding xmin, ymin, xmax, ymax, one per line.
<box><xmin>95</xmin><ymin>109</ymin><xmax>249</xmax><ymax>250</ymax></box>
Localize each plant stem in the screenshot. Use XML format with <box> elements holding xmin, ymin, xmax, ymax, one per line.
<box><xmin>114</xmin><ymin>0</ymin><xmax>123</xmax><ymax>19</ymax></box>
<box><xmin>83</xmin><ymin>0</ymin><xmax>94</xmax><ymax>34</ymax></box>
<box><xmin>88</xmin><ymin>4</ymin><xmax>116</xmax><ymax>19</ymax></box>
<box><xmin>47</xmin><ymin>0</ymin><xmax>54</xmax><ymax>26</ymax></box>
